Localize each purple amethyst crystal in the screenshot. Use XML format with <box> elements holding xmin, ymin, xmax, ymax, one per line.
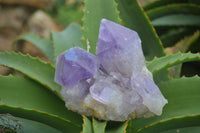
<box><xmin>97</xmin><ymin>19</ymin><xmax>146</xmax><ymax>76</ymax></box>
<box><xmin>55</xmin><ymin>19</ymin><xmax>168</xmax><ymax>121</ymax></box>
<box><xmin>55</xmin><ymin>47</ymin><xmax>97</xmax><ymax>88</ymax></box>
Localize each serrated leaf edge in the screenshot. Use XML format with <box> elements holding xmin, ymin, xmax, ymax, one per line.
<box><xmin>147</xmin><ymin>52</ymin><xmax>200</xmax><ymax>73</ymax></box>
<box><xmin>0</xmin><ymin>52</ymin><xmax>62</xmax><ymax>99</ymax></box>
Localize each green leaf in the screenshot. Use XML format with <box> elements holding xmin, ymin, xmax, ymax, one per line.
<box><xmin>147</xmin><ymin>52</ymin><xmax>200</xmax><ymax>74</ymax></box>
<box><xmin>55</xmin><ymin>5</ymin><xmax>83</xmax><ymax>26</ymax></box>
<box><xmin>128</xmin><ymin>76</ymin><xmax>200</xmax><ymax>133</ymax></box>
<box><xmin>166</xmin><ymin>31</ymin><xmax>200</xmax><ymax>53</ymax></box>
<box><xmin>143</xmin><ymin>0</ymin><xmax>188</xmax><ymax>11</ymax></box>
<box><xmin>51</xmin><ymin>23</ymin><xmax>82</xmax><ymax>58</ymax></box>
<box><xmin>161</xmin><ymin>126</ymin><xmax>200</xmax><ymax>133</ymax></box>
<box><xmin>92</xmin><ymin>118</ymin><xmax>107</xmax><ymax>133</ymax></box>
<box><xmin>17</xmin><ymin>117</ymin><xmax>62</xmax><ymax>133</ymax></box>
<box><xmin>0</xmin><ymin>52</ymin><xmax>61</xmax><ymax>98</ymax></box>
<box><xmin>82</xmin><ymin>0</ymin><xmax>121</xmax><ymax>54</ymax></box>
<box><xmin>0</xmin><ymin>105</ymin><xmax>81</xmax><ymax>132</ymax></box>
<box><xmin>165</xmin><ymin>31</ymin><xmax>200</xmax><ymax>78</ymax></box>
<box><xmin>146</xmin><ymin>4</ymin><xmax>200</xmax><ymax>21</ymax></box>
<box><xmin>116</xmin><ymin>0</ymin><xmax>165</xmax><ymax>60</ymax></box>
<box><xmin>14</xmin><ymin>33</ymin><xmax>55</xmax><ymax>64</ymax></box>
<box><xmin>160</xmin><ymin>27</ymin><xmax>197</xmax><ymax>47</ymax></box>
<box><xmin>152</xmin><ymin>14</ymin><xmax>200</xmax><ymax>27</ymax></box>
<box><xmin>0</xmin><ymin>75</ymin><xmax>82</xmax><ymax>132</ymax></box>
<box><xmin>82</xmin><ymin>116</ymin><xmax>93</xmax><ymax>133</ymax></box>
<box><xmin>106</xmin><ymin>121</ymin><xmax>128</xmax><ymax>133</ymax></box>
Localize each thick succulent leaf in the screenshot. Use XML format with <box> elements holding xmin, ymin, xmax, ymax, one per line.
<box><xmin>147</xmin><ymin>4</ymin><xmax>200</xmax><ymax>20</ymax></box>
<box><xmin>82</xmin><ymin>0</ymin><xmax>121</xmax><ymax>54</ymax></box>
<box><xmin>147</xmin><ymin>52</ymin><xmax>200</xmax><ymax>74</ymax></box>
<box><xmin>106</xmin><ymin>121</ymin><xmax>128</xmax><ymax>133</ymax></box>
<box><xmin>92</xmin><ymin>118</ymin><xmax>106</xmax><ymax>133</ymax></box>
<box><xmin>128</xmin><ymin>76</ymin><xmax>200</xmax><ymax>133</ymax></box>
<box><xmin>143</xmin><ymin>0</ymin><xmax>188</xmax><ymax>10</ymax></box>
<box><xmin>82</xmin><ymin>116</ymin><xmax>93</xmax><ymax>133</ymax></box>
<box><xmin>160</xmin><ymin>28</ymin><xmax>197</xmax><ymax>47</ymax></box>
<box><xmin>0</xmin><ymin>75</ymin><xmax>82</xmax><ymax>132</ymax></box>
<box><xmin>165</xmin><ymin>31</ymin><xmax>200</xmax><ymax>53</ymax></box>
<box><xmin>136</xmin><ymin>115</ymin><xmax>200</xmax><ymax>133</ymax></box>
<box><xmin>0</xmin><ymin>105</ymin><xmax>81</xmax><ymax>132</ymax></box>
<box><xmin>0</xmin><ymin>52</ymin><xmax>61</xmax><ymax>98</ymax></box>
<box><xmin>152</xmin><ymin>14</ymin><xmax>200</xmax><ymax>27</ymax></box>
<box><xmin>16</xmin><ymin>117</ymin><xmax>62</xmax><ymax>133</ymax></box>
<box><xmin>116</xmin><ymin>0</ymin><xmax>165</xmax><ymax>60</ymax></box>
<box><xmin>161</xmin><ymin>126</ymin><xmax>200</xmax><ymax>133</ymax></box>
<box><xmin>51</xmin><ymin>23</ymin><xmax>82</xmax><ymax>58</ymax></box>
<box><xmin>14</xmin><ymin>33</ymin><xmax>55</xmax><ymax>64</ymax></box>
<box><xmin>165</xmin><ymin>31</ymin><xmax>200</xmax><ymax>78</ymax></box>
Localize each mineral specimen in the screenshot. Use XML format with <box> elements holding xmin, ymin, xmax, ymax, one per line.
<box><xmin>55</xmin><ymin>19</ymin><xmax>168</xmax><ymax>121</ymax></box>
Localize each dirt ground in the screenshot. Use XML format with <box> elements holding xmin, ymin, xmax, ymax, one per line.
<box><xmin>0</xmin><ymin>0</ymin><xmax>62</xmax><ymax>75</ymax></box>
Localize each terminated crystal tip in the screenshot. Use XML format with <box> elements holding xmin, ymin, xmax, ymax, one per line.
<box><xmin>54</xmin><ymin>47</ymin><xmax>97</xmax><ymax>88</ymax></box>
<box><xmin>55</xmin><ymin>19</ymin><xmax>168</xmax><ymax>121</ymax></box>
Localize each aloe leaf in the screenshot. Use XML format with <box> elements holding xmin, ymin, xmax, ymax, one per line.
<box><xmin>160</xmin><ymin>28</ymin><xmax>197</xmax><ymax>47</ymax></box>
<box><xmin>165</xmin><ymin>31</ymin><xmax>200</xmax><ymax>53</ymax></box>
<box><xmin>161</xmin><ymin>126</ymin><xmax>200</xmax><ymax>133</ymax></box>
<box><xmin>92</xmin><ymin>118</ymin><xmax>107</xmax><ymax>133</ymax></box>
<box><xmin>147</xmin><ymin>52</ymin><xmax>200</xmax><ymax>74</ymax></box>
<box><xmin>152</xmin><ymin>14</ymin><xmax>200</xmax><ymax>27</ymax></box>
<box><xmin>106</xmin><ymin>121</ymin><xmax>128</xmax><ymax>133</ymax></box>
<box><xmin>0</xmin><ymin>75</ymin><xmax>82</xmax><ymax>132</ymax></box>
<box><xmin>143</xmin><ymin>0</ymin><xmax>188</xmax><ymax>10</ymax></box>
<box><xmin>51</xmin><ymin>23</ymin><xmax>82</xmax><ymax>58</ymax></box>
<box><xmin>147</xmin><ymin>4</ymin><xmax>200</xmax><ymax>20</ymax></box>
<box><xmin>165</xmin><ymin>31</ymin><xmax>200</xmax><ymax>78</ymax></box>
<box><xmin>82</xmin><ymin>0</ymin><xmax>121</xmax><ymax>54</ymax></box>
<box><xmin>14</xmin><ymin>33</ymin><xmax>55</xmax><ymax>64</ymax></box>
<box><xmin>136</xmin><ymin>115</ymin><xmax>200</xmax><ymax>133</ymax></box>
<box><xmin>128</xmin><ymin>76</ymin><xmax>200</xmax><ymax>133</ymax></box>
<box><xmin>0</xmin><ymin>105</ymin><xmax>81</xmax><ymax>132</ymax></box>
<box><xmin>82</xmin><ymin>116</ymin><xmax>93</xmax><ymax>133</ymax></box>
<box><xmin>0</xmin><ymin>52</ymin><xmax>61</xmax><ymax>98</ymax></box>
<box><xmin>116</xmin><ymin>0</ymin><xmax>165</xmax><ymax>60</ymax></box>
<box><xmin>16</xmin><ymin>117</ymin><xmax>62</xmax><ymax>133</ymax></box>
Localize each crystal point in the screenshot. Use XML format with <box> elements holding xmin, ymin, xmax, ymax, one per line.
<box><xmin>55</xmin><ymin>47</ymin><xmax>97</xmax><ymax>88</ymax></box>
<box><xmin>97</xmin><ymin>19</ymin><xmax>146</xmax><ymax>76</ymax></box>
<box><xmin>131</xmin><ymin>71</ymin><xmax>168</xmax><ymax>115</ymax></box>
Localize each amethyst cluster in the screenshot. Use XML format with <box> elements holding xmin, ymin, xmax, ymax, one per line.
<box><xmin>55</xmin><ymin>19</ymin><xmax>168</xmax><ymax>121</ymax></box>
